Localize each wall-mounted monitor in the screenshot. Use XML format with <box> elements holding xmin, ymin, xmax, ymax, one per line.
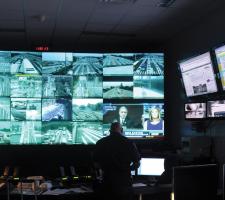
<box><xmin>179</xmin><ymin>52</ymin><xmax>218</xmax><ymax>97</ymax></box>
<box><xmin>0</xmin><ymin>51</ymin><xmax>164</xmax><ymax>145</ymax></box>
<box><xmin>185</xmin><ymin>103</ymin><xmax>206</xmax><ymax>119</ymax></box>
<box><xmin>103</xmin><ymin>103</ymin><xmax>164</xmax><ymax>139</ymax></box>
<box><xmin>207</xmin><ymin>100</ymin><xmax>225</xmax><ymax>118</ymax></box>
<box><xmin>214</xmin><ymin>45</ymin><xmax>225</xmax><ymax>90</ymax></box>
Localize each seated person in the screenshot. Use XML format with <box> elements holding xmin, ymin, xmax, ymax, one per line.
<box><xmin>143</xmin><ymin>107</ymin><xmax>164</xmax><ymax>131</ymax></box>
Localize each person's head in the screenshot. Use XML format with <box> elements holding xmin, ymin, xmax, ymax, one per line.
<box><xmin>110</xmin><ymin>122</ymin><xmax>123</xmax><ymax>135</ymax></box>
<box><xmin>119</xmin><ymin>106</ymin><xmax>128</xmax><ymax>120</ymax></box>
<box><xmin>149</xmin><ymin>107</ymin><xmax>161</xmax><ymax>121</ymax></box>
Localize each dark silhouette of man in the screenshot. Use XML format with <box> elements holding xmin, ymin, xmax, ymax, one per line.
<box><xmin>93</xmin><ymin>122</ymin><xmax>140</xmax><ymax>200</ymax></box>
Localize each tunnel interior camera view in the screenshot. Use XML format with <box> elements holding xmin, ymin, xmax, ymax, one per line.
<box><xmin>0</xmin><ymin>51</ymin><xmax>164</xmax><ymax>144</ymax></box>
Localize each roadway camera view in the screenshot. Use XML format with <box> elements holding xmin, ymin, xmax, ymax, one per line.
<box><xmin>11</xmin><ymin>52</ymin><xmax>42</xmax><ymax>74</ymax></box>
<box><xmin>73</xmin><ymin>75</ymin><xmax>102</xmax><ymax>98</ymax></box>
<box><xmin>133</xmin><ymin>53</ymin><xmax>164</xmax><ymax>75</ymax></box>
<box><xmin>133</xmin><ymin>76</ymin><xmax>164</xmax><ymax>99</ymax></box>
<box><xmin>0</xmin><ymin>75</ymin><xmax>10</xmax><ymax>96</ymax></box>
<box><xmin>0</xmin><ymin>51</ymin><xmax>11</xmax><ymax>73</ymax></box>
<box><xmin>0</xmin><ymin>121</ymin><xmax>10</xmax><ymax>144</ymax></box>
<box><xmin>103</xmin><ymin>80</ymin><xmax>133</xmax><ymax>99</ymax></box>
<box><xmin>10</xmin><ymin>121</ymin><xmax>42</xmax><ymax>144</ymax></box>
<box><xmin>0</xmin><ymin>98</ymin><xmax>10</xmax><ymax>120</ymax></box>
<box><xmin>72</xmin><ymin>99</ymin><xmax>103</xmax><ymax>121</ymax></box>
<box><xmin>42</xmin><ymin>52</ymin><xmax>73</xmax><ymax>75</ymax></box>
<box><xmin>11</xmin><ymin>98</ymin><xmax>41</xmax><ymax>121</ymax></box>
<box><xmin>42</xmin><ymin>98</ymin><xmax>72</xmax><ymax>121</ymax></box>
<box><xmin>11</xmin><ymin>75</ymin><xmax>42</xmax><ymax>98</ymax></box>
<box><xmin>73</xmin><ymin>122</ymin><xmax>103</xmax><ymax>144</ymax></box>
<box><xmin>103</xmin><ymin>54</ymin><xmax>134</xmax><ymax>76</ymax></box>
<box><xmin>42</xmin><ymin>75</ymin><xmax>72</xmax><ymax>97</ymax></box>
<box><xmin>42</xmin><ymin>122</ymin><xmax>73</xmax><ymax>144</ymax></box>
<box><xmin>72</xmin><ymin>54</ymin><xmax>103</xmax><ymax>75</ymax></box>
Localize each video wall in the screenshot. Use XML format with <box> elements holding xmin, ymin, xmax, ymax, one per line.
<box><xmin>0</xmin><ymin>51</ymin><xmax>164</xmax><ymax>145</ymax></box>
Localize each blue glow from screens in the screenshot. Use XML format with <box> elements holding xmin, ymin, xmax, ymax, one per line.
<box><xmin>0</xmin><ymin>51</ymin><xmax>164</xmax><ymax>144</ymax></box>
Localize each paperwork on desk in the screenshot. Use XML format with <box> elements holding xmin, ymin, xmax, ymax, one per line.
<box><xmin>42</xmin><ymin>187</ymin><xmax>93</xmax><ymax>195</ymax></box>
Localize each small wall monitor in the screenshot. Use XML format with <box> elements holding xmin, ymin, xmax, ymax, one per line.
<box><xmin>185</xmin><ymin>103</ymin><xmax>206</xmax><ymax>119</ymax></box>
<box><xmin>214</xmin><ymin>45</ymin><xmax>225</xmax><ymax>90</ymax></box>
<box><xmin>179</xmin><ymin>52</ymin><xmax>218</xmax><ymax>97</ymax></box>
<box><xmin>207</xmin><ymin>100</ymin><xmax>225</xmax><ymax>118</ymax></box>
<box><xmin>137</xmin><ymin>158</ymin><xmax>165</xmax><ymax>176</ymax></box>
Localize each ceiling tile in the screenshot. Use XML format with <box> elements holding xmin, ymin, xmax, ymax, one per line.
<box><xmin>85</xmin><ymin>23</ymin><xmax>114</xmax><ymax>33</ymax></box>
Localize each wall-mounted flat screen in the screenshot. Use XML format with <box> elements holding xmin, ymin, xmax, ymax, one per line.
<box><xmin>207</xmin><ymin>100</ymin><xmax>225</xmax><ymax>118</ymax></box>
<box><xmin>185</xmin><ymin>103</ymin><xmax>206</xmax><ymax>119</ymax></box>
<box><xmin>0</xmin><ymin>51</ymin><xmax>164</xmax><ymax>145</ymax></box>
<box><xmin>179</xmin><ymin>52</ymin><xmax>217</xmax><ymax>97</ymax></box>
<box><xmin>103</xmin><ymin>103</ymin><xmax>164</xmax><ymax>139</ymax></box>
<box><xmin>214</xmin><ymin>45</ymin><xmax>225</xmax><ymax>90</ymax></box>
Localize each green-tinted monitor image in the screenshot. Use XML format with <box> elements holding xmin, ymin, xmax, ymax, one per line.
<box><xmin>11</xmin><ymin>75</ymin><xmax>42</xmax><ymax>98</ymax></box>
<box><xmin>73</xmin><ymin>122</ymin><xmax>103</xmax><ymax>144</ymax></box>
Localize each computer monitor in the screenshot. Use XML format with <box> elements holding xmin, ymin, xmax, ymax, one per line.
<box><xmin>185</xmin><ymin>103</ymin><xmax>206</xmax><ymax>119</ymax></box>
<box><xmin>173</xmin><ymin>164</ymin><xmax>218</xmax><ymax>200</ymax></box>
<box><xmin>179</xmin><ymin>52</ymin><xmax>218</xmax><ymax>97</ymax></box>
<box><xmin>207</xmin><ymin>100</ymin><xmax>225</xmax><ymax>118</ymax></box>
<box><xmin>137</xmin><ymin>158</ymin><xmax>165</xmax><ymax>176</ymax></box>
<box><xmin>214</xmin><ymin>44</ymin><xmax>225</xmax><ymax>90</ymax></box>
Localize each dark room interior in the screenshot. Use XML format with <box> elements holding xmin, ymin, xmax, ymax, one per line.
<box><xmin>0</xmin><ymin>0</ymin><xmax>225</xmax><ymax>199</ymax></box>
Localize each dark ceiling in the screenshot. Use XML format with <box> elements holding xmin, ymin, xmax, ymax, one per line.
<box><xmin>0</xmin><ymin>0</ymin><xmax>224</xmax><ymax>50</ymax></box>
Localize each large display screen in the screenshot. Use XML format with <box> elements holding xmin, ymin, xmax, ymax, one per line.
<box><xmin>214</xmin><ymin>45</ymin><xmax>225</xmax><ymax>90</ymax></box>
<box><xmin>0</xmin><ymin>51</ymin><xmax>164</xmax><ymax>145</ymax></box>
<box><xmin>179</xmin><ymin>52</ymin><xmax>217</xmax><ymax>97</ymax></box>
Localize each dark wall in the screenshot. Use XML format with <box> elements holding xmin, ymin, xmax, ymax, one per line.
<box><xmin>165</xmin><ymin>3</ymin><xmax>225</xmax><ymax>161</ymax></box>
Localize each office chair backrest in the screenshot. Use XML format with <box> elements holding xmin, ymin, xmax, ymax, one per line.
<box><xmin>173</xmin><ymin>164</ymin><xmax>218</xmax><ymax>200</ymax></box>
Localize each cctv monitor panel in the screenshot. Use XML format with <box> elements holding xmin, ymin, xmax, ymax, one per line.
<box><xmin>137</xmin><ymin>158</ymin><xmax>165</xmax><ymax>176</ymax></box>
<box><xmin>179</xmin><ymin>52</ymin><xmax>218</xmax><ymax>97</ymax></box>
<box><xmin>207</xmin><ymin>100</ymin><xmax>225</xmax><ymax>118</ymax></box>
<box><xmin>185</xmin><ymin>103</ymin><xmax>206</xmax><ymax>119</ymax></box>
<box><xmin>0</xmin><ymin>51</ymin><xmax>164</xmax><ymax>145</ymax></box>
<box><xmin>214</xmin><ymin>45</ymin><xmax>225</xmax><ymax>90</ymax></box>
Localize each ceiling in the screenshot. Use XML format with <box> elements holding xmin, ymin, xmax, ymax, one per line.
<box><xmin>0</xmin><ymin>0</ymin><xmax>224</xmax><ymax>50</ymax></box>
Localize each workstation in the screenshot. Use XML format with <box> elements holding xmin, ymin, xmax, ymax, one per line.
<box><xmin>0</xmin><ymin>0</ymin><xmax>225</xmax><ymax>199</ymax></box>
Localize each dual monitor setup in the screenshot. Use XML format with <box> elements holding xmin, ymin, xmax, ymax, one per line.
<box><xmin>0</xmin><ymin>51</ymin><xmax>164</xmax><ymax>145</ymax></box>
<box><xmin>179</xmin><ymin>44</ymin><xmax>225</xmax><ymax>120</ymax></box>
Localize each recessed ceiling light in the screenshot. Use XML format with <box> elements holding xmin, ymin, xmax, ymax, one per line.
<box><xmin>158</xmin><ymin>0</ymin><xmax>176</xmax><ymax>7</ymax></box>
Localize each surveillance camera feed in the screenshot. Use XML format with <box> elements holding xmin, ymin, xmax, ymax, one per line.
<box><xmin>185</xmin><ymin>103</ymin><xmax>206</xmax><ymax>119</ymax></box>
<box><xmin>207</xmin><ymin>100</ymin><xmax>225</xmax><ymax>118</ymax></box>
<box><xmin>0</xmin><ymin>51</ymin><xmax>164</xmax><ymax>145</ymax></box>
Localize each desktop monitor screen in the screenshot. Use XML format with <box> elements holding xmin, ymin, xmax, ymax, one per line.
<box><xmin>215</xmin><ymin>45</ymin><xmax>225</xmax><ymax>90</ymax></box>
<box><xmin>137</xmin><ymin>158</ymin><xmax>165</xmax><ymax>176</ymax></box>
<box><xmin>185</xmin><ymin>103</ymin><xmax>206</xmax><ymax>119</ymax></box>
<box><xmin>207</xmin><ymin>100</ymin><xmax>225</xmax><ymax>118</ymax></box>
<box><xmin>179</xmin><ymin>52</ymin><xmax>217</xmax><ymax>97</ymax></box>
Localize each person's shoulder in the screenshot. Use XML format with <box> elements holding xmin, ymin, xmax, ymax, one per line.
<box><xmin>96</xmin><ymin>135</ymin><xmax>110</xmax><ymax>145</ymax></box>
